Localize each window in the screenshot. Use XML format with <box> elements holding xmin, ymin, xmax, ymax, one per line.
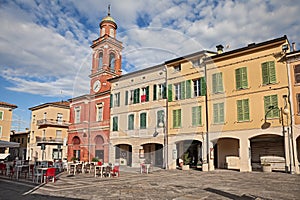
<box><xmin>262</xmin><ymin>61</ymin><xmax>276</xmax><ymax>85</ymax></box>
<box><xmin>174</xmin><ymin>82</ymin><xmax>185</xmax><ymax>100</ymax></box>
<box><xmin>193</xmin><ymin>77</ymin><xmax>206</xmax><ymax>97</ymax></box>
<box><xmin>168</xmin><ymin>84</ymin><xmax>173</xmax><ymax>102</ymax></box>
<box><xmin>42</xmin><ymin>130</ymin><xmax>46</xmax><ymax>139</ymax></box>
<box><xmin>125</xmin><ymin>90</ymin><xmax>135</xmax><ymax>105</ymax></box>
<box><xmin>101</xmin><ymin>27</ymin><xmax>105</xmax><ymax>36</ymax></box>
<box><xmin>294</xmin><ymin>64</ymin><xmax>300</xmax><ymax>84</ymax></box>
<box><xmin>192</xmin><ymin>106</ymin><xmax>202</xmax><ymax>126</ymax></box>
<box><xmin>128</xmin><ymin>114</ymin><xmax>134</xmax><ymax>130</ymax></box>
<box><xmin>212</xmin><ymin>72</ymin><xmax>223</xmax><ymax>93</ymax></box>
<box><xmin>153</xmin><ymin>83</ymin><xmax>166</xmax><ymax>100</ymax></box>
<box><xmin>56</xmin><ymin>130</ymin><xmax>62</xmax><ymax>139</ymax></box>
<box><xmin>237</xmin><ymin>99</ymin><xmax>250</xmax><ymax>122</ymax></box>
<box><xmin>264</xmin><ymin>95</ymin><xmax>279</xmax><ymax>118</ymax></box>
<box><xmin>157</xmin><ymin>110</ymin><xmax>165</xmax><ymax>127</ymax></box>
<box><xmin>174</xmin><ymin>64</ymin><xmax>181</xmax><ymax>72</ymax></box>
<box><xmin>74</xmin><ymin>107</ymin><xmax>81</xmax><ymax>123</ymax></box>
<box><xmin>0</xmin><ymin>126</ymin><xmax>2</xmax><ymax>138</ymax></box>
<box><xmin>192</xmin><ymin>59</ymin><xmax>202</xmax><ymax>67</ymax></box>
<box><xmin>140</xmin><ymin>86</ymin><xmax>149</xmax><ymax>102</ymax></box>
<box><xmin>112</xmin><ymin>116</ymin><xmax>118</xmax><ymax>131</ymax></box>
<box><xmin>43</xmin><ymin>112</ymin><xmax>47</xmax><ymax>120</ymax></box>
<box><xmin>173</xmin><ymin>109</ymin><xmax>181</xmax><ymax>128</ymax></box>
<box><xmin>235</xmin><ymin>67</ymin><xmax>248</xmax><ymax>89</ymax></box>
<box><xmin>109</xmin><ymin>28</ymin><xmax>114</xmax><ymax>37</ymax></box>
<box><xmin>98</xmin><ymin>52</ymin><xmax>103</xmax><ymax>70</ymax></box>
<box><xmin>297</xmin><ymin>94</ymin><xmax>300</xmax><ymax>114</ymax></box>
<box><xmin>133</xmin><ymin>88</ymin><xmax>140</xmax><ymax>104</ymax></box>
<box><xmin>109</xmin><ymin>53</ymin><xmax>115</xmax><ymax>71</ymax></box>
<box><xmin>96</xmin><ymin>104</ymin><xmax>103</xmax><ymax>121</ymax></box>
<box><xmin>213</xmin><ymin>103</ymin><xmax>224</xmax><ymax>124</ymax></box>
<box><xmin>0</xmin><ymin>111</ymin><xmax>3</xmax><ymax>120</ymax></box>
<box><xmin>57</xmin><ymin>113</ymin><xmax>63</xmax><ymax>125</ymax></box>
<box><xmin>140</xmin><ymin>113</ymin><xmax>147</xmax><ymax>129</ymax></box>
<box><xmin>32</xmin><ymin>115</ymin><xmax>35</xmax><ymax>124</ymax></box>
<box><xmin>114</xmin><ymin>93</ymin><xmax>120</xmax><ymax>107</ymax></box>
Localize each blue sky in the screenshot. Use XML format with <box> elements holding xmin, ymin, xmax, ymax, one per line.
<box><xmin>1</xmin><ymin>0</ymin><xmax>300</xmax><ymax>131</ymax></box>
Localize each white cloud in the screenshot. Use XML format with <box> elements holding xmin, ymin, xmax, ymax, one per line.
<box><xmin>0</xmin><ymin>0</ymin><xmax>300</xmax><ymax>100</ymax></box>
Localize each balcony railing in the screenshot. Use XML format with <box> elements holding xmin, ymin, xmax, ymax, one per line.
<box><xmin>37</xmin><ymin>119</ymin><xmax>70</xmax><ymax>127</ymax></box>
<box><xmin>36</xmin><ymin>136</ymin><xmax>63</xmax><ymax>144</ymax></box>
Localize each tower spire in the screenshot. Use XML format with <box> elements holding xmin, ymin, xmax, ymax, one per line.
<box><xmin>108</xmin><ymin>4</ymin><xmax>111</xmax><ymax>16</ymax></box>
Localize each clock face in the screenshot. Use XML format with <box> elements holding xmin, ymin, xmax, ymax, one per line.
<box><xmin>93</xmin><ymin>80</ymin><xmax>101</xmax><ymax>92</ymax></box>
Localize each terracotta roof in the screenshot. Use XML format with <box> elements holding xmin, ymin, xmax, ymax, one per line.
<box><xmin>29</xmin><ymin>101</ymin><xmax>69</xmax><ymax>111</ymax></box>
<box><xmin>0</xmin><ymin>101</ymin><xmax>17</xmax><ymax>109</ymax></box>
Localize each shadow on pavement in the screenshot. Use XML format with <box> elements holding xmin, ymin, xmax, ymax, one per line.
<box><xmin>204</xmin><ymin>187</ymin><xmax>271</xmax><ymax>200</ymax></box>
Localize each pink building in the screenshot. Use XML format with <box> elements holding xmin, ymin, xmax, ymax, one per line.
<box><xmin>67</xmin><ymin>8</ymin><xmax>122</xmax><ymax>162</ymax></box>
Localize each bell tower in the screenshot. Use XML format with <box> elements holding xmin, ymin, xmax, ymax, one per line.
<box><xmin>90</xmin><ymin>5</ymin><xmax>122</xmax><ymax>94</ymax></box>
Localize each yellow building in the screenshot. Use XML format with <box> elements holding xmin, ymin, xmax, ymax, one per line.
<box><xmin>10</xmin><ymin>130</ymin><xmax>30</xmax><ymax>160</ymax></box>
<box><xmin>286</xmin><ymin>45</ymin><xmax>300</xmax><ymax>174</ymax></box>
<box><xmin>0</xmin><ymin>101</ymin><xmax>17</xmax><ymax>154</ymax></box>
<box><xmin>164</xmin><ymin>50</ymin><xmax>216</xmax><ymax>170</ymax></box>
<box><xmin>28</xmin><ymin>101</ymin><xmax>70</xmax><ymax>162</ymax></box>
<box><xmin>205</xmin><ymin>35</ymin><xmax>292</xmax><ymax>172</ymax></box>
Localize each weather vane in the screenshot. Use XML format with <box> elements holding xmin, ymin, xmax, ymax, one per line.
<box><xmin>108</xmin><ymin>4</ymin><xmax>111</xmax><ymax>16</ymax></box>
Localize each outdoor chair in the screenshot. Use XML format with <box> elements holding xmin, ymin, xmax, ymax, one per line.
<box><xmin>103</xmin><ymin>166</ymin><xmax>111</xmax><ymax>177</ymax></box>
<box><xmin>76</xmin><ymin>163</ymin><xmax>83</xmax><ymax>174</ymax></box>
<box><xmin>44</xmin><ymin>168</ymin><xmax>56</xmax><ymax>183</ymax></box>
<box><xmin>0</xmin><ymin>163</ymin><xmax>6</xmax><ymax>175</ymax></box>
<box><xmin>111</xmin><ymin>165</ymin><xmax>120</xmax><ymax>177</ymax></box>
<box><xmin>8</xmin><ymin>165</ymin><xmax>15</xmax><ymax>179</ymax></box>
<box><xmin>84</xmin><ymin>163</ymin><xmax>91</xmax><ymax>173</ymax></box>
<box><xmin>33</xmin><ymin>168</ymin><xmax>43</xmax><ymax>183</ymax></box>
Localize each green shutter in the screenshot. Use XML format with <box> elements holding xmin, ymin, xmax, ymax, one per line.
<box><xmin>153</xmin><ymin>84</ymin><xmax>157</xmax><ymax>100</ymax></box>
<box><xmin>110</xmin><ymin>94</ymin><xmax>113</xmax><ymax>108</ymax></box>
<box><xmin>241</xmin><ymin>67</ymin><xmax>248</xmax><ymax>88</ymax></box>
<box><xmin>236</xmin><ymin>68</ymin><xmax>241</xmax><ymax>89</ymax></box>
<box><xmin>200</xmin><ymin>77</ymin><xmax>206</xmax><ymax>96</ymax></box>
<box><xmin>140</xmin><ymin>113</ymin><xmax>146</xmax><ymax>129</ymax></box>
<box><xmin>146</xmin><ymin>86</ymin><xmax>149</xmax><ymax>102</ymax></box>
<box><xmin>0</xmin><ymin>111</ymin><xmax>2</xmax><ymax>120</ymax></box>
<box><xmin>212</xmin><ymin>73</ymin><xmax>217</xmax><ymax>93</ymax></box>
<box><xmin>134</xmin><ymin>88</ymin><xmax>140</xmax><ymax>104</ymax></box>
<box><xmin>178</xmin><ymin>109</ymin><xmax>181</xmax><ymax>127</ymax></box>
<box><xmin>117</xmin><ymin>93</ymin><xmax>120</xmax><ymax>106</ymax></box>
<box><xmin>173</xmin><ymin>109</ymin><xmax>181</xmax><ymax>128</ymax></box>
<box><xmin>162</xmin><ymin>83</ymin><xmax>167</xmax><ymax>99</ymax></box>
<box><xmin>181</xmin><ymin>81</ymin><xmax>185</xmax><ymax>99</ymax></box>
<box><xmin>269</xmin><ymin>61</ymin><xmax>276</xmax><ymax>84</ymax></box>
<box><xmin>218</xmin><ymin>73</ymin><xmax>223</xmax><ymax>92</ymax></box>
<box><xmin>271</xmin><ymin>95</ymin><xmax>279</xmax><ymax>117</ymax></box>
<box><xmin>192</xmin><ymin>107</ymin><xmax>196</xmax><ymax>126</ymax></box>
<box><xmin>237</xmin><ymin>100</ymin><xmax>243</xmax><ymax>121</ymax></box>
<box><xmin>244</xmin><ymin>99</ymin><xmax>250</xmax><ymax>120</ymax></box>
<box><xmin>186</xmin><ymin>80</ymin><xmax>191</xmax><ymax>99</ymax></box>
<box><xmin>125</xmin><ymin>91</ymin><xmax>128</xmax><ymax>105</ymax></box>
<box><xmin>262</xmin><ymin>62</ymin><xmax>269</xmax><ymax>84</ymax></box>
<box><xmin>113</xmin><ymin>116</ymin><xmax>118</xmax><ymax>131</ymax></box>
<box><xmin>219</xmin><ymin>103</ymin><xmax>224</xmax><ymax>123</ymax></box>
<box><xmin>128</xmin><ymin>114</ymin><xmax>134</xmax><ymax>130</ymax></box>
<box><xmin>264</xmin><ymin>96</ymin><xmax>271</xmax><ymax>118</ymax></box>
<box><xmin>168</xmin><ymin>84</ymin><xmax>173</xmax><ymax>102</ymax></box>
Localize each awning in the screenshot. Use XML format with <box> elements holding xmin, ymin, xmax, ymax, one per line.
<box><xmin>0</xmin><ymin>153</ymin><xmax>10</xmax><ymax>160</ymax></box>
<box><xmin>0</xmin><ymin>140</ymin><xmax>20</xmax><ymax>148</ymax></box>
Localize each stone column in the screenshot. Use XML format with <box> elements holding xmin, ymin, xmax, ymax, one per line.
<box><xmin>168</xmin><ymin>143</ymin><xmax>177</xmax><ymax>170</ymax></box>
<box><xmin>131</xmin><ymin>145</ymin><xmax>141</xmax><ymax>168</ymax></box>
<box><xmin>108</xmin><ymin>143</ymin><xmax>115</xmax><ymax>165</ymax></box>
<box><xmin>239</xmin><ymin>138</ymin><xmax>251</xmax><ymax>172</ymax></box>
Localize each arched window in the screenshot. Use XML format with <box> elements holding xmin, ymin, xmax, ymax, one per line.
<box><xmin>98</xmin><ymin>52</ymin><xmax>103</xmax><ymax>70</ymax></box>
<box><xmin>109</xmin><ymin>28</ymin><xmax>114</xmax><ymax>37</ymax></box>
<box><xmin>109</xmin><ymin>53</ymin><xmax>115</xmax><ymax>71</ymax></box>
<box><xmin>72</xmin><ymin>136</ymin><xmax>80</xmax><ymax>145</ymax></box>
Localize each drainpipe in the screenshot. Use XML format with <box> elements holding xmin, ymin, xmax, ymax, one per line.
<box><xmin>204</xmin><ymin>55</ymin><xmax>210</xmax><ymax>170</ymax></box>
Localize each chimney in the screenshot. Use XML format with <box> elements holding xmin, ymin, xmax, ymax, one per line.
<box><xmin>292</xmin><ymin>42</ymin><xmax>296</xmax><ymax>52</ymax></box>
<box><xmin>216</xmin><ymin>45</ymin><xmax>224</xmax><ymax>54</ymax></box>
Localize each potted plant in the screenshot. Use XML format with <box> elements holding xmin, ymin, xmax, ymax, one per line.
<box><xmin>181</xmin><ymin>152</ymin><xmax>191</xmax><ymax>170</ymax></box>
<box><xmin>261</xmin><ymin>159</ymin><xmax>272</xmax><ymax>172</ymax></box>
<box><xmin>92</xmin><ymin>157</ymin><xmax>99</xmax><ymax>162</ymax></box>
<box><xmin>71</xmin><ymin>157</ymin><xmax>78</xmax><ymax>163</ymax></box>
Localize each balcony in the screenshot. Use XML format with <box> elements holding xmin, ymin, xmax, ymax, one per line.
<box><xmin>37</xmin><ymin>119</ymin><xmax>70</xmax><ymax>128</ymax></box>
<box><xmin>36</xmin><ymin>136</ymin><xmax>63</xmax><ymax>145</ymax></box>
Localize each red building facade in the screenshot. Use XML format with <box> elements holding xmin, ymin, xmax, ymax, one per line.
<box><xmin>67</xmin><ymin>8</ymin><xmax>122</xmax><ymax>162</ymax></box>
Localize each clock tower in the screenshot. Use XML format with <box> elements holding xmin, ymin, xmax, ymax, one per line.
<box><xmin>90</xmin><ymin>5</ymin><xmax>122</xmax><ymax>94</ymax></box>
<box><xmin>68</xmin><ymin>6</ymin><xmax>123</xmax><ymax>163</ymax></box>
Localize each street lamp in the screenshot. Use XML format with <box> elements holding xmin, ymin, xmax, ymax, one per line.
<box><xmin>153</xmin><ymin>110</ymin><xmax>167</xmax><ymax>169</ymax></box>
<box><xmin>261</xmin><ymin>95</ymin><xmax>294</xmax><ymax>173</ymax></box>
